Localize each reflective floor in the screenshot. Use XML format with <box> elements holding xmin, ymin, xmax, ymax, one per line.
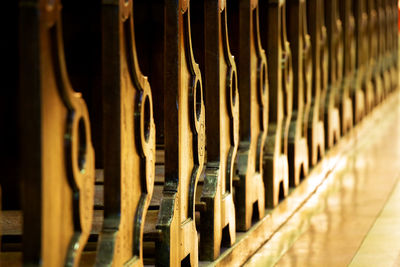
<box><xmin>246</xmin><ymin>93</ymin><xmax>400</xmax><ymax>267</ymax></box>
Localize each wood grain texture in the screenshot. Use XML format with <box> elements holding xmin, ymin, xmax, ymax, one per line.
<box><xmin>228</xmin><ymin>0</ymin><xmax>268</xmax><ymax>228</ymax></box>
<box><xmin>259</xmin><ymin>0</ymin><xmax>291</xmax><ymax>209</ymax></box>
<box><xmin>154</xmin><ymin>1</ymin><xmax>205</xmax><ymax>266</ymax></box>
<box><xmin>19</xmin><ymin>1</ymin><xmax>95</xmax><ymax>265</ymax></box>
<box><xmin>191</xmin><ymin>0</ymin><xmax>239</xmax><ymax>260</ymax></box>
<box><xmin>286</xmin><ymin>0</ymin><xmax>310</xmax><ymax>187</ymax></box>
<box><xmin>94</xmin><ymin>1</ymin><xmax>156</xmax><ymax>266</ymax></box>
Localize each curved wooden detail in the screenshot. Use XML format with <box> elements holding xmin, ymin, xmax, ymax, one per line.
<box><xmin>304</xmin><ymin>0</ymin><xmax>325</xmax><ymax>167</ymax></box>
<box><xmin>260</xmin><ymin>0</ymin><xmax>290</xmax><ymax>208</ymax></box>
<box><xmin>19</xmin><ymin>0</ymin><xmax>95</xmax><ymax>266</ymax></box>
<box><xmin>227</xmin><ymin>0</ymin><xmax>267</xmax><ymax>230</ymax></box>
<box><xmin>323</xmin><ymin>0</ymin><xmax>342</xmax><ymax>147</ymax></box>
<box><xmin>155</xmin><ymin>1</ymin><xmax>205</xmax><ymax>266</ymax></box>
<box><xmin>94</xmin><ymin>1</ymin><xmax>156</xmax><ymax>266</ymax></box>
<box><xmin>191</xmin><ymin>0</ymin><xmax>239</xmax><ymax>260</ymax></box>
<box><xmin>286</xmin><ymin>0</ymin><xmax>310</xmax><ymax>187</ymax></box>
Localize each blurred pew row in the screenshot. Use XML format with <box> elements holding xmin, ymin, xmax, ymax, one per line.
<box><xmin>0</xmin><ymin>0</ymin><xmax>398</xmax><ymax>266</ymax></box>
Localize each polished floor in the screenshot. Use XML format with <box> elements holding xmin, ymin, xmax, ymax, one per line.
<box><xmin>246</xmin><ymin>93</ymin><xmax>400</xmax><ymax>267</ymax></box>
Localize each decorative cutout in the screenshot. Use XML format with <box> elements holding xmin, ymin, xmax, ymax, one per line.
<box><xmin>155</xmin><ymin>1</ymin><xmax>205</xmax><ymax>266</ymax></box>
<box><xmin>260</xmin><ymin>0</ymin><xmax>290</xmax><ymax>208</ymax></box>
<box><xmin>94</xmin><ymin>1</ymin><xmax>156</xmax><ymax>266</ymax></box>
<box><xmin>190</xmin><ymin>0</ymin><xmax>239</xmax><ymax>260</ymax></box>
<box><xmin>19</xmin><ymin>0</ymin><xmax>95</xmax><ymax>265</ymax></box>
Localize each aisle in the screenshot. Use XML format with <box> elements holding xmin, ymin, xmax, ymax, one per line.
<box><xmin>245</xmin><ymin>93</ymin><xmax>400</xmax><ymax>267</ymax></box>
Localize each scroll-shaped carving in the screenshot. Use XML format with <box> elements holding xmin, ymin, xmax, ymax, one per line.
<box><xmin>286</xmin><ymin>0</ymin><xmax>310</xmax><ymax>187</ymax></box>
<box><xmin>304</xmin><ymin>0</ymin><xmax>325</xmax><ymax>167</ymax></box>
<box><xmin>227</xmin><ymin>0</ymin><xmax>268</xmax><ymax>227</ymax></box>
<box><xmin>366</xmin><ymin>0</ymin><xmax>384</xmax><ymax>105</ymax></box>
<box><xmin>19</xmin><ymin>0</ymin><xmax>95</xmax><ymax>265</ymax></box>
<box><xmin>154</xmin><ymin>1</ymin><xmax>205</xmax><ymax>266</ymax></box>
<box><xmin>323</xmin><ymin>0</ymin><xmax>342</xmax><ymax>147</ymax></box>
<box><xmin>260</xmin><ymin>0</ymin><xmax>290</xmax><ymax>208</ymax></box>
<box><xmin>339</xmin><ymin>0</ymin><xmax>356</xmax><ymax>135</ymax></box>
<box><xmin>93</xmin><ymin>1</ymin><xmax>156</xmax><ymax>266</ymax></box>
<box><xmin>191</xmin><ymin>0</ymin><xmax>239</xmax><ymax>260</ymax></box>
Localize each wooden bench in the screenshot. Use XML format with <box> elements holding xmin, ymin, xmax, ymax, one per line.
<box><xmin>227</xmin><ymin>0</ymin><xmax>268</xmax><ymax>229</ymax></box>
<box><xmin>190</xmin><ymin>0</ymin><xmax>239</xmax><ymax>260</ymax></box>
<box><xmin>18</xmin><ymin>0</ymin><xmax>96</xmax><ymax>265</ymax></box>
<box><xmin>305</xmin><ymin>0</ymin><xmax>326</xmax><ymax>167</ymax></box>
<box><xmin>286</xmin><ymin>0</ymin><xmax>311</xmax><ymax>187</ymax></box>
<box><xmin>339</xmin><ymin>0</ymin><xmax>357</xmax><ymax>135</ymax></box>
<box><xmin>259</xmin><ymin>0</ymin><xmax>291</xmax><ymax>208</ymax></box>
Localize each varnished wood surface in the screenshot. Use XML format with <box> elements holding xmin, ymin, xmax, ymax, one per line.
<box><xmin>259</xmin><ymin>0</ymin><xmax>290</xmax><ymax>209</ymax></box>
<box><xmin>191</xmin><ymin>0</ymin><xmax>238</xmax><ymax>260</ymax></box>
<box><xmin>228</xmin><ymin>0</ymin><xmax>267</xmax><ymax>230</ymax></box>
<box><xmin>1</xmin><ymin>1</ymin><xmax>398</xmax><ymax>266</ymax></box>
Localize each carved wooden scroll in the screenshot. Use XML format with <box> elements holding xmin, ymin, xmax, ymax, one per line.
<box><xmin>323</xmin><ymin>0</ymin><xmax>342</xmax><ymax>147</ymax></box>
<box><xmin>191</xmin><ymin>0</ymin><xmax>239</xmax><ymax>259</ymax></box>
<box><xmin>304</xmin><ymin>0</ymin><xmax>325</xmax><ymax>166</ymax></box>
<box><xmin>339</xmin><ymin>0</ymin><xmax>356</xmax><ymax>135</ymax></box>
<box><xmin>19</xmin><ymin>0</ymin><xmax>95</xmax><ymax>265</ymax></box>
<box><xmin>154</xmin><ymin>1</ymin><xmax>205</xmax><ymax>266</ymax></box>
<box><xmin>259</xmin><ymin>0</ymin><xmax>290</xmax><ymax>208</ymax></box>
<box><xmin>286</xmin><ymin>0</ymin><xmax>310</xmax><ymax>187</ymax></box>
<box><xmin>93</xmin><ymin>1</ymin><xmax>156</xmax><ymax>266</ymax></box>
<box><xmin>227</xmin><ymin>0</ymin><xmax>267</xmax><ymax>230</ymax></box>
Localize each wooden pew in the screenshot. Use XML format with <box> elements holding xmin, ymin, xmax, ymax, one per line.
<box><xmin>353</xmin><ymin>0</ymin><xmax>371</xmax><ymax>121</ymax></box>
<box><xmin>386</xmin><ymin>0</ymin><xmax>398</xmax><ymax>93</ymax></box>
<box><xmin>18</xmin><ymin>0</ymin><xmax>95</xmax><ymax>265</ymax></box>
<box><xmin>190</xmin><ymin>0</ymin><xmax>239</xmax><ymax>260</ymax></box>
<box><xmin>322</xmin><ymin>0</ymin><xmax>341</xmax><ymax>148</ymax></box>
<box><xmin>286</xmin><ymin>0</ymin><xmax>310</xmax><ymax>187</ymax></box>
<box><xmin>340</xmin><ymin>0</ymin><xmax>366</xmax><ymax>125</ymax></box>
<box><xmin>259</xmin><ymin>0</ymin><xmax>291</xmax><ymax>208</ymax></box>
<box><xmin>62</xmin><ymin>1</ymin><xmax>157</xmax><ymax>265</ymax></box>
<box><xmin>227</xmin><ymin>0</ymin><xmax>268</xmax><ymax>230</ymax></box>
<box><xmin>367</xmin><ymin>0</ymin><xmax>385</xmax><ymax>105</ymax></box>
<box><xmin>376</xmin><ymin>0</ymin><xmax>392</xmax><ymax>99</ymax></box>
<box><xmin>305</xmin><ymin>0</ymin><xmax>325</xmax><ymax>166</ymax></box>
<box><xmin>325</xmin><ymin>0</ymin><xmax>352</xmax><ymax>139</ymax></box>
<box><xmin>136</xmin><ymin>0</ymin><xmax>205</xmax><ymax>265</ymax></box>
<box><xmin>97</xmin><ymin>1</ymin><xmax>156</xmax><ymax>266</ymax></box>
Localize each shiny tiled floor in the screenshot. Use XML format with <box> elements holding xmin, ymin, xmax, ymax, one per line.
<box><xmin>246</xmin><ymin>93</ymin><xmax>400</xmax><ymax>267</ymax></box>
